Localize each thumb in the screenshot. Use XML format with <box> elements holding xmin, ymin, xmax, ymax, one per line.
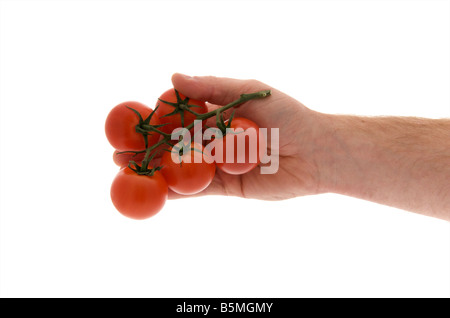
<box><xmin>171</xmin><ymin>73</ymin><xmax>268</xmax><ymax>106</ymax></box>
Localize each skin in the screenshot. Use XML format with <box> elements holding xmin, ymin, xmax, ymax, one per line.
<box><xmin>168</xmin><ymin>73</ymin><xmax>450</xmax><ymax>221</ymax></box>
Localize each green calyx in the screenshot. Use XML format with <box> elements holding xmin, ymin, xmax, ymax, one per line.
<box><xmin>127</xmin><ymin>160</ymin><xmax>162</xmax><ymax>176</ymax></box>
<box><xmin>158</xmin><ymin>89</ymin><xmax>203</xmax><ymax>127</ymax></box>
<box><xmin>127</xmin><ymin>105</ymin><xmax>167</xmax><ymax>147</ymax></box>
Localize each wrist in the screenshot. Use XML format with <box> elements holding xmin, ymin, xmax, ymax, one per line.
<box><xmin>310</xmin><ymin>113</ymin><xmax>375</xmax><ymax>196</ymax></box>
<box><xmin>293</xmin><ymin>111</ymin><xmax>344</xmax><ymax>195</ymax></box>
<box><xmin>308</xmin><ymin>112</ymin><xmax>342</xmax><ymax>194</ymax></box>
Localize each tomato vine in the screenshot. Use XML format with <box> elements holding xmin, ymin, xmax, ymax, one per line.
<box><xmin>106</xmin><ymin>88</ymin><xmax>271</xmax><ymax>220</ymax></box>
<box><xmin>118</xmin><ymin>89</ymin><xmax>271</xmax><ymax>174</ymax></box>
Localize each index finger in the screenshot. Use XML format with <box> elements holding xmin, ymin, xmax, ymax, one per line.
<box><xmin>171</xmin><ymin>73</ymin><xmax>269</xmax><ymax>106</ymax></box>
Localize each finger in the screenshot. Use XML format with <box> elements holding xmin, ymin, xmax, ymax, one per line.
<box><xmin>206</xmin><ymin>102</ymin><xmax>234</xmax><ymax>119</ymax></box>
<box><xmin>171</xmin><ymin>73</ymin><xmax>270</xmax><ymax>106</ymax></box>
<box><xmin>205</xmin><ymin>101</ymin><xmax>220</xmax><ymax>112</ymax></box>
<box><xmin>204</xmin><ymin>102</ymin><xmax>235</xmax><ymax>128</ymax></box>
<box><xmin>167</xmin><ymin>181</ymin><xmax>224</xmax><ymax>200</ymax></box>
<box><xmin>167</xmin><ymin>172</ymin><xmax>233</xmax><ymax>200</ymax></box>
<box><xmin>167</xmin><ymin>189</ymin><xmax>187</xmax><ymax>200</ymax></box>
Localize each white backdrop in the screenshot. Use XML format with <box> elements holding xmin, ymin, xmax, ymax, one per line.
<box><xmin>1</xmin><ymin>0</ymin><xmax>449</xmax><ymax>298</ymax></box>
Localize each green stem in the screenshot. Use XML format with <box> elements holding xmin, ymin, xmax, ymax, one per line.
<box><xmin>137</xmin><ymin>89</ymin><xmax>271</xmax><ymax>172</ymax></box>
<box><xmin>140</xmin><ymin>146</ymin><xmax>153</xmax><ymax>171</ymax></box>
<box><xmin>197</xmin><ymin>90</ymin><xmax>271</xmax><ymax>121</ymax></box>
<box><xmin>140</xmin><ymin>124</ymin><xmax>170</xmax><ymax>137</ymax></box>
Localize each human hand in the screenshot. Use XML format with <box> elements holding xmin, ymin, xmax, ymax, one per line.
<box><xmin>168</xmin><ymin>73</ymin><xmax>329</xmax><ymax>200</ymax></box>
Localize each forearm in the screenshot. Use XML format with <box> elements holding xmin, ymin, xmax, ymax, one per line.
<box><xmin>316</xmin><ymin>113</ymin><xmax>450</xmax><ymax>220</ymax></box>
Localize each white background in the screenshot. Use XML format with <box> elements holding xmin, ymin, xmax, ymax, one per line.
<box><xmin>1</xmin><ymin>0</ymin><xmax>449</xmax><ymax>298</ymax></box>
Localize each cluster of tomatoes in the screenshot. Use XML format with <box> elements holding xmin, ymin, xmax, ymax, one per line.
<box><xmin>105</xmin><ymin>88</ymin><xmax>263</xmax><ymax>220</ymax></box>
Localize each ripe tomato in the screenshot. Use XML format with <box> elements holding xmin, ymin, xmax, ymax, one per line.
<box><xmin>112</xmin><ymin>150</ymin><xmax>146</xmax><ymax>167</ymax></box>
<box><xmin>160</xmin><ymin>142</ymin><xmax>216</xmax><ymax>195</ymax></box>
<box><xmin>105</xmin><ymin>101</ymin><xmax>161</xmax><ymax>151</ymax></box>
<box><xmin>110</xmin><ymin>167</ymin><xmax>168</xmax><ymax>220</ymax></box>
<box><xmin>214</xmin><ymin>117</ymin><xmax>265</xmax><ymax>175</ymax></box>
<box><xmin>155</xmin><ymin>89</ymin><xmax>208</xmax><ymax>136</ymax></box>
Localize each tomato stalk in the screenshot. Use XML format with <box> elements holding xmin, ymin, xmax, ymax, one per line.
<box><xmin>139</xmin><ymin>124</ymin><xmax>171</xmax><ymax>137</ymax></box>
<box><xmin>127</xmin><ymin>89</ymin><xmax>271</xmax><ymax>173</ymax></box>
<box><xmin>196</xmin><ymin>90</ymin><xmax>271</xmax><ymax>121</ymax></box>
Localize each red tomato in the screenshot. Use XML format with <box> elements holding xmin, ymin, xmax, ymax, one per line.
<box><xmin>105</xmin><ymin>101</ymin><xmax>161</xmax><ymax>151</ymax></box>
<box><xmin>160</xmin><ymin>142</ymin><xmax>216</xmax><ymax>195</ymax></box>
<box><xmin>155</xmin><ymin>89</ymin><xmax>208</xmax><ymax>136</ymax></box>
<box><xmin>214</xmin><ymin>117</ymin><xmax>265</xmax><ymax>175</ymax></box>
<box><xmin>110</xmin><ymin>167</ymin><xmax>168</xmax><ymax>220</ymax></box>
<box><xmin>112</xmin><ymin>150</ymin><xmax>146</xmax><ymax>167</ymax></box>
